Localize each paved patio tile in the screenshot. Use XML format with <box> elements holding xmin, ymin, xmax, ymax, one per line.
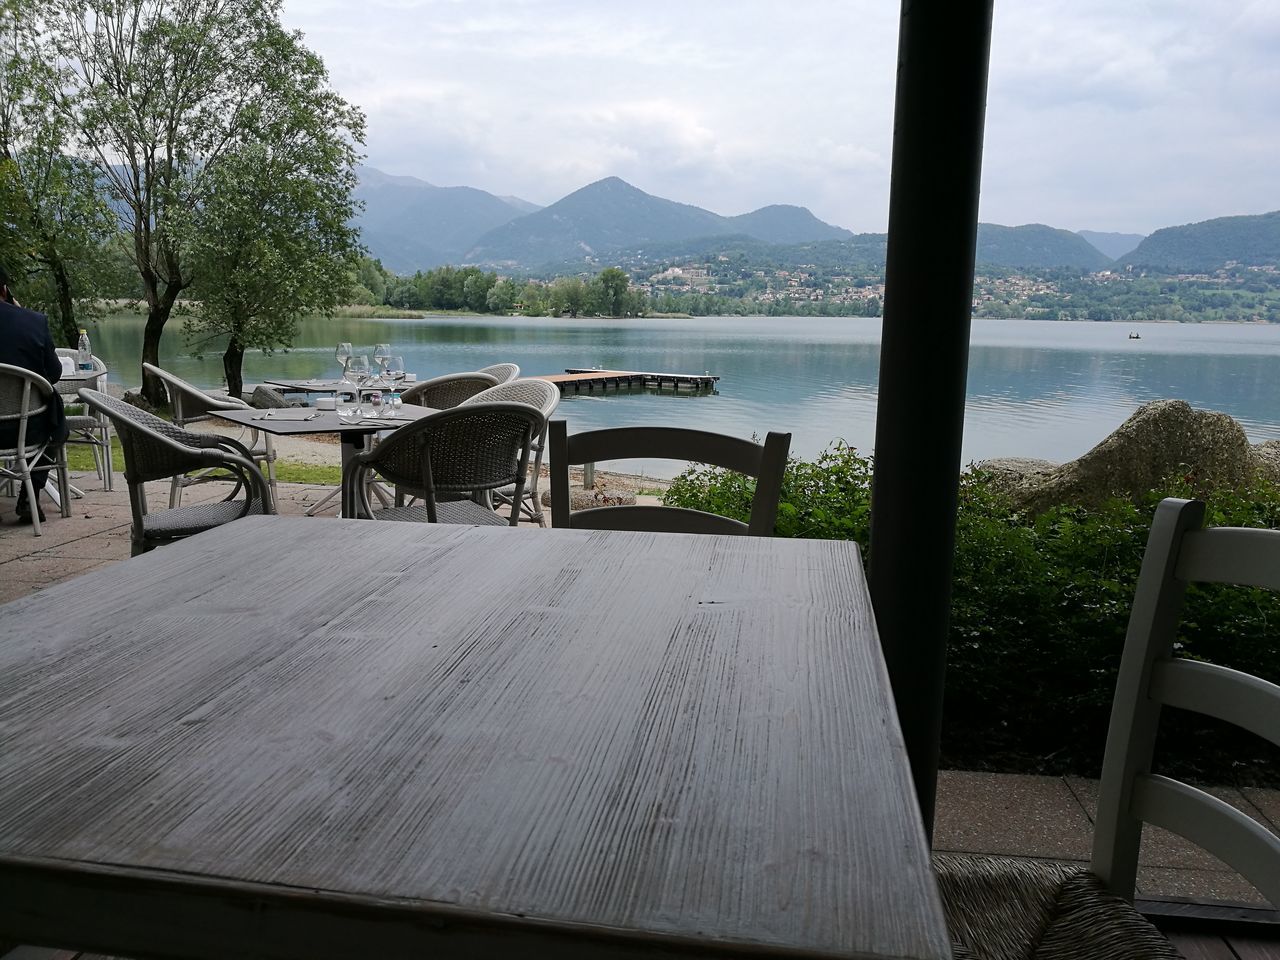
<box><xmin>1066</xmin><ymin>776</ymin><xmax>1273</xmax><ymax>872</ymax></box>
<box><xmin>1137</xmin><ymin>866</ymin><xmax>1268</xmax><ymax>905</ymax></box>
<box><xmin>933</xmin><ymin>771</ymin><xmax>1093</xmax><ymax>860</ymax></box>
<box><xmin>1240</xmin><ymin>787</ymin><xmax>1280</xmax><ymax>833</ymax></box>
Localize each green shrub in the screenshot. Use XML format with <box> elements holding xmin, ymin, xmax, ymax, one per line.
<box><xmin>665</xmin><ymin>451</ymin><xmax>1280</xmax><ymax>784</ymax></box>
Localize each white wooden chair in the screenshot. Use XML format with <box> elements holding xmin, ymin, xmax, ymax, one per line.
<box><xmin>1092</xmin><ymin>497</ymin><xmax>1280</xmax><ymax>906</ymax></box>
<box><xmin>938</xmin><ymin>497</ymin><xmax>1279</xmax><ymax>959</ymax></box>
<box><xmin>549</xmin><ymin>420</ymin><xmax>790</xmax><ymax>536</ymax></box>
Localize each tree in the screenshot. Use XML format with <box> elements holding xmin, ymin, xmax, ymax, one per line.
<box><xmin>32</xmin><ymin>0</ymin><xmax>349</xmax><ymax>404</ymax></box>
<box><xmin>596</xmin><ymin>266</ymin><xmax>630</xmax><ymax>317</ymax></box>
<box><xmin>549</xmin><ymin>276</ymin><xmax>586</xmax><ymax>317</ymax></box>
<box><xmin>181</xmin><ymin>43</ymin><xmax>364</xmax><ymax>399</ymax></box>
<box><xmin>0</xmin><ymin>4</ymin><xmax>114</xmax><ymax>346</ymax></box>
<box><xmin>485</xmin><ymin>277</ymin><xmax>518</xmax><ymax>314</ymax></box>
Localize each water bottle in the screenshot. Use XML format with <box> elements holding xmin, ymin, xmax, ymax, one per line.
<box><xmin>76</xmin><ymin>329</ymin><xmax>93</xmax><ymax>371</ymax></box>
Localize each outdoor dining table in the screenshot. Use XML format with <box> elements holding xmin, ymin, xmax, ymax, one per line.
<box><xmin>0</xmin><ymin>517</ymin><xmax>951</xmax><ymax>960</ymax></box>
<box><xmin>211</xmin><ymin>404</ymin><xmax>439</xmax><ymax>516</ymax></box>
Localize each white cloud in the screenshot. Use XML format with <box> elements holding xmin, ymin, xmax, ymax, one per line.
<box><xmin>284</xmin><ymin>0</ymin><xmax>1280</xmax><ymax>235</ymax></box>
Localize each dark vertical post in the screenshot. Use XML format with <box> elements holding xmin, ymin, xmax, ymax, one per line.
<box><xmin>869</xmin><ymin>0</ymin><xmax>995</xmax><ymax>838</ymax></box>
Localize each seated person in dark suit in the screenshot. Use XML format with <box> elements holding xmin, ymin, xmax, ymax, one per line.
<box><xmin>0</xmin><ymin>264</ymin><xmax>68</xmax><ymax>524</ymax></box>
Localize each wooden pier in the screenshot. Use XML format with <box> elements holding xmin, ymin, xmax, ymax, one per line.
<box><xmin>538</xmin><ymin>369</ymin><xmax>719</xmax><ymax>394</ymax></box>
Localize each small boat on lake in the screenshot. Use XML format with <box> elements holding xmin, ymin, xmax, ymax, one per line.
<box><xmin>1128</xmin><ymin>331</ymin><xmax>1142</xmax><ymax>340</ymax></box>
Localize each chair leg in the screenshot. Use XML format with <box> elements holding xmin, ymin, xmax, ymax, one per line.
<box><xmin>55</xmin><ymin>447</ymin><xmax>72</xmax><ymax>518</ymax></box>
<box><xmin>102</xmin><ymin>428</ymin><xmax>114</xmax><ymax>492</ymax></box>
<box><xmin>20</xmin><ymin>470</ymin><xmax>41</xmax><ymax>537</ymax></box>
<box><xmin>169</xmin><ymin>474</ymin><xmax>183</xmax><ymax>508</ymax></box>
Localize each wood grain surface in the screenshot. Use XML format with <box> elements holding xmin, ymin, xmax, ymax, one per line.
<box><xmin>0</xmin><ymin>517</ymin><xmax>949</xmax><ymax>960</ymax></box>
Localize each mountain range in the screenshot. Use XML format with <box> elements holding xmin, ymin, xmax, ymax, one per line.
<box><xmin>351</xmin><ymin>166</ymin><xmax>1279</xmax><ymax>276</ymax></box>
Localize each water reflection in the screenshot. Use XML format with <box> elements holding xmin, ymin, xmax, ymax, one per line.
<box><xmin>84</xmin><ymin>313</ymin><xmax>1280</xmax><ymax>474</ymax></box>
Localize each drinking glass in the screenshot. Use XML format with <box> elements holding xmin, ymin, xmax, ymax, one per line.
<box><xmin>373</xmin><ymin>343</ymin><xmax>392</xmax><ymax>375</ymax></box>
<box><xmin>335</xmin><ymin>342</ymin><xmax>353</xmax><ymax>377</ymax></box>
<box><xmin>345</xmin><ymin>354</ymin><xmax>371</xmax><ymax>418</ymax></box>
<box><xmin>384</xmin><ymin>356</ymin><xmax>405</xmax><ymax>382</ymax></box>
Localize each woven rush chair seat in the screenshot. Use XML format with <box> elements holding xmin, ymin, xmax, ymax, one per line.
<box><xmin>461</xmin><ymin>378</ymin><xmax>560</xmax><ymax>526</ymax></box>
<box><xmin>934</xmin><ymin>854</ymin><xmax>1178</xmax><ymax>960</ymax></box>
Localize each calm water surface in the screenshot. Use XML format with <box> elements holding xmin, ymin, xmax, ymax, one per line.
<box><xmin>85</xmin><ymin>314</ymin><xmax>1280</xmax><ymax>476</ymax></box>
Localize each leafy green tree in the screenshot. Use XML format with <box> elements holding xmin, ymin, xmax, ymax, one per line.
<box><xmin>550</xmin><ymin>276</ymin><xmax>586</xmax><ymax>317</ymax></box>
<box><xmin>32</xmin><ymin>0</ymin><xmax>348</xmax><ymax>404</ymax></box>
<box><xmin>596</xmin><ymin>266</ymin><xmax>630</xmax><ymax>317</ymax></box>
<box><xmin>180</xmin><ymin>43</ymin><xmax>364</xmax><ymax>398</ymax></box>
<box><xmin>486</xmin><ymin>277</ymin><xmax>518</xmax><ymax>313</ymax></box>
<box><xmin>0</xmin><ymin>6</ymin><xmax>114</xmax><ymax>345</ymax></box>
<box><xmin>355</xmin><ymin>256</ymin><xmax>388</xmax><ymax>304</ymax></box>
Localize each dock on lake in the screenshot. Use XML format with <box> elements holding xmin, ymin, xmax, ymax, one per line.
<box><xmin>538</xmin><ymin>368</ymin><xmax>719</xmax><ymax>394</ymax></box>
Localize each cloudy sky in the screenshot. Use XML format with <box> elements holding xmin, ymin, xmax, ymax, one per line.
<box><xmin>281</xmin><ymin>0</ymin><xmax>1278</xmax><ymax>236</ymax></box>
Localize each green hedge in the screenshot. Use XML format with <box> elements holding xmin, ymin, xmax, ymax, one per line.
<box><xmin>664</xmin><ymin>445</ymin><xmax>1280</xmax><ymax>784</ymax></box>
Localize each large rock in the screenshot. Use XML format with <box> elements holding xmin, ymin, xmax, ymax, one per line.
<box><xmin>1254</xmin><ymin>440</ymin><xmax>1280</xmax><ymax>484</ymax></box>
<box><xmin>977</xmin><ymin>400</ymin><xmax>1257</xmax><ymax>515</ymax></box>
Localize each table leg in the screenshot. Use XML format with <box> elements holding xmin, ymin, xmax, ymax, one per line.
<box><xmin>308</xmin><ymin>434</ymin><xmax>366</xmax><ymax>517</ymax></box>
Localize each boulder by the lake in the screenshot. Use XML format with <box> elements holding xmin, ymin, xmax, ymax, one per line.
<box><xmin>1255</xmin><ymin>440</ymin><xmax>1280</xmax><ymax>484</ymax></box>
<box><xmin>975</xmin><ymin>399</ymin><xmax>1259</xmax><ymax>515</ymax></box>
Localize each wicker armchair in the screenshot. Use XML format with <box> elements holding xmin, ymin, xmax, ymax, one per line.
<box><xmin>461</xmin><ymin>378</ymin><xmax>560</xmax><ymax>525</ymax></box>
<box><xmin>477</xmin><ymin>363</ymin><xmax>520</xmax><ymax>385</ymax></box>
<box><xmin>399</xmin><ymin>372</ymin><xmax>498</xmax><ymax>410</ymax></box>
<box><xmin>79</xmin><ymin>389</ymin><xmax>274</xmax><ymax>556</ymax></box>
<box><xmin>142</xmin><ymin>362</ymin><xmax>277</xmax><ymax>507</ymax></box>
<box><xmin>342</xmin><ymin>402</ymin><xmax>543</xmax><ymax>526</ymax></box>
<box><xmin>1</xmin><ymin>363</ymin><xmax>72</xmax><ymax>536</ymax></box>
<box><xmin>55</xmin><ymin>350</ymin><xmax>113</xmax><ymax>491</ymax></box>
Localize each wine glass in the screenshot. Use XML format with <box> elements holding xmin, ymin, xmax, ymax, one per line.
<box><xmin>384</xmin><ymin>356</ymin><xmax>405</xmax><ymax>382</ymax></box>
<box><xmin>345</xmin><ymin>354</ymin><xmax>371</xmax><ymax>417</ymax></box>
<box><xmin>335</xmin><ymin>342</ymin><xmax>353</xmax><ymax>378</ymax></box>
<box><xmin>373</xmin><ymin>343</ymin><xmax>392</xmax><ymax>376</ymax></box>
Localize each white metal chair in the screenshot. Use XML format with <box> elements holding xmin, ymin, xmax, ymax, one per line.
<box><xmin>55</xmin><ymin>349</ymin><xmax>113</xmax><ymax>491</ymax></box>
<box><xmin>477</xmin><ymin>362</ymin><xmax>520</xmax><ymax>385</ymax></box>
<box><xmin>0</xmin><ymin>363</ymin><xmax>72</xmax><ymax>536</ymax></box>
<box><xmin>549</xmin><ymin>421</ymin><xmax>791</xmax><ymax>536</ymax></box>
<box><xmin>937</xmin><ymin>497</ymin><xmax>1279</xmax><ymax>959</ymax></box>
<box><xmin>342</xmin><ymin>403</ymin><xmax>543</xmax><ymax>526</ymax></box>
<box><xmin>142</xmin><ymin>362</ymin><xmax>277</xmax><ymax>507</ymax></box>
<box><xmin>461</xmin><ymin>378</ymin><xmax>560</xmax><ymax>525</ymax></box>
<box><xmin>79</xmin><ymin>388</ymin><xmax>274</xmax><ymax>556</ymax></box>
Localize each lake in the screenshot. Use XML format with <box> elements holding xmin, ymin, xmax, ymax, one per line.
<box><xmin>84</xmin><ymin>313</ymin><xmax>1280</xmax><ymax>476</ymax></box>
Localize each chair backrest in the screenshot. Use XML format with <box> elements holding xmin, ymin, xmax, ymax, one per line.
<box><xmin>142</xmin><ymin>362</ymin><xmax>248</xmax><ymax>424</ymax></box>
<box><xmin>462</xmin><ymin>378</ymin><xmax>560</xmax><ymax>419</ymax></box>
<box><xmin>400</xmin><ymin>372</ymin><xmax>499</xmax><ymax>410</ymax></box>
<box><xmin>1091</xmin><ymin>497</ymin><xmax>1280</xmax><ymax>907</ymax></box>
<box><xmin>79</xmin><ymin>388</ymin><xmax>222</xmax><ymax>485</ymax></box>
<box><xmin>548</xmin><ymin>421</ymin><xmax>791</xmax><ymax>536</ymax></box>
<box><xmin>345</xmin><ymin>402</ymin><xmax>543</xmax><ymax>522</ymax></box>
<box><xmin>477</xmin><ymin>362</ymin><xmax>520</xmax><ymax>384</ymax></box>
<box><xmin>0</xmin><ymin>363</ymin><xmax>54</xmax><ymax>440</ymax></box>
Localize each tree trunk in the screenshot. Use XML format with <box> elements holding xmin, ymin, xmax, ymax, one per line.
<box><xmin>48</xmin><ymin>255</ymin><xmax>78</xmax><ymax>348</ymax></box>
<box><xmin>223</xmin><ymin>338</ymin><xmax>245</xmax><ymax>401</ymax></box>
<box><xmin>140</xmin><ymin>304</ymin><xmax>171</xmax><ymax>407</ymax></box>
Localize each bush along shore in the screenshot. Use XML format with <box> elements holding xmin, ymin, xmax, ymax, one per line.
<box><xmin>663</xmin><ymin>403</ymin><xmax>1280</xmax><ymax>786</ymax></box>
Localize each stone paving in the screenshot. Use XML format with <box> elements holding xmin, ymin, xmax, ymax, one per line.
<box><xmin>2</xmin><ymin>467</ymin><xmax>1277</xmax><ymax>909</ymax></box>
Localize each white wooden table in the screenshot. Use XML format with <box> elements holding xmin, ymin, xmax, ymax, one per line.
<box><xmin>0</xmin><ymin>517</ymin><xmax>950</xmax><ymax>960</ymax></box>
